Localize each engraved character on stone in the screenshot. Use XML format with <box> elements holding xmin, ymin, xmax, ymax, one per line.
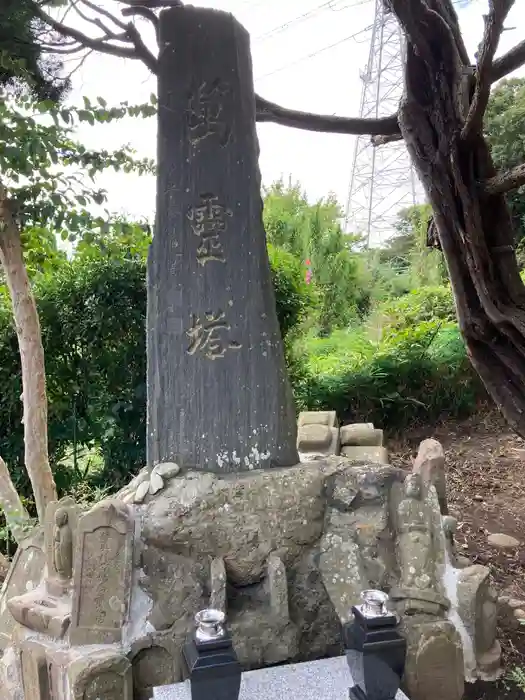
<box><xmin>187</xmin><ymin>79</ymin><xmax>231</xmax><ymax>146</ymax></box>
<box><xmin>186</xmin><ymin>311</ymin><xmax>241</xmax><ymax>360</ymax></box>
<box><xmin>396</xmin><ymin>474</ymin><xmax>435</xmax><ymax>591</ymax></box>
<box><xmin>186</xmin><ymin>193</ymin><xmax>232</xmax><ymax>266</ymax></box>
<box><xmin>54</xmin><ymin>507</ymin><xmax>73</xmax><ymax>580</ymax></box>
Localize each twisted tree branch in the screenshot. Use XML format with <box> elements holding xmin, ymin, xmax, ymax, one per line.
<box><xmin>462</xmin><ymin>0</ymin><xmax>515</xmax><ymax>140</ymax></box>
<box><xmin>121</xmin><ymin>6</ymin><xmax>160</xmax><ymax>43</ymax></box>
<box><xmin>36</xmin><ymin>5</ymin><xmax>158</xmax><ymax>73</ymax></box>
<box><xmin>492</xmin><ymin>39</ymin><xmax>525</xmax><ymax>81</ymax></box>
<box><xmin>255</xmin><ymin>95</ymin><xmax>400</xmax><ymax>135</ymax></box>
<box><xmin>482</xmin><ymin>163</ymin><xmax>525</xmax><ymax>195</ymax></box>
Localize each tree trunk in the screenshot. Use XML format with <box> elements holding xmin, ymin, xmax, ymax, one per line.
<box><xmin>0</xmin><ymin>185</ymin><xmax>57</xmax><ymax>522</ymax></box>
<box><xmin>393</xmin><ymin>1</ymin><xmax>525</xmax><ymax>436</ymax></box>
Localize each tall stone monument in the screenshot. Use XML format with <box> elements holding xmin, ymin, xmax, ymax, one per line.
<box><xmin>148</xmin><ymin>6</ymin><xmax>298</xmax><ymax>472</ymax></box>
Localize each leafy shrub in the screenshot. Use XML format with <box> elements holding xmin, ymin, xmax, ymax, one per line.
<box><xmin>294</xmin><ymin>322</ymin><xmax>484</xmax><ymax>431</ymax></box>
<box><xmin>373</xmin><ymin>285</ymin><xmax>456</xmax><ymax>337</ymax></box>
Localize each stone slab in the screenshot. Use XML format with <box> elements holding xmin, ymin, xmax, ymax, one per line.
<box><xmin>70</xmin><ymin>500</ymin><xmax>134</xmax><ymax>645</ymax></box>
<box><xmin>148</xmin><ymin>6</ymin><xmax>298</xmax><ymax>473</ymax></box>
<box><xmin>0</xmin><ymin>529</ymin><xmax>45</xmax><ymax>649</ymax></box>
<box><xmin>153</xmin><ymin>656</ymin><xmax>409</xmax><ymax>700</ymax></box>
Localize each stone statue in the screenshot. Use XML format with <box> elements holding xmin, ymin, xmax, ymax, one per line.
<box><xmin>396</xmin><ymin>474</ymin><xmax>436</xmax><ymax>591</ymax></box>
<box><xmin>53</xmin><ymin>508</ymin><xmax>73</xmax><ymax>581</ymax></box>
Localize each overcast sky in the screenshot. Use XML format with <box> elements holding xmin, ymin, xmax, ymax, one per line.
<box><xmin>64</xmin><ymin>0</ymin><xmax>524</xmax><ymax>239</ymax></box>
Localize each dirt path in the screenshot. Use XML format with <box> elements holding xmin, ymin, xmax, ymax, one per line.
<box><xmin>389</xmin><ymin>411</ymin><xmax>525</xmax><ymax>699</ymax></box>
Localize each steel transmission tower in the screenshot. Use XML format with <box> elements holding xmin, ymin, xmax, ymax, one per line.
<box><xmin>344</xmin><ymin>0</ymin><xmax>423</xmax><ymax>247</ymax></box>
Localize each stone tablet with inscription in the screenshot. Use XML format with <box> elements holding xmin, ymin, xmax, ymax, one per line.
<box><xmin>70</xmin><ymin>501</ymin><xmax>134</xmax><ymax>646</ymax></box>
<box><xmin>149</xmin><ymin>6</ymin><xmax>298</xmax><ymax>473</ymax></box>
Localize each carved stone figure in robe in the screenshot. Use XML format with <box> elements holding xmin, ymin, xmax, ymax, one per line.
<box><xmin>396</xmin><ymin>474</ymin><xmax>436</xmax><ymax>591</ymax></box>
<box><xmin>53</xmin><ymin>508</ymin><xmax>73</xmax><ymax>580</ymax></box>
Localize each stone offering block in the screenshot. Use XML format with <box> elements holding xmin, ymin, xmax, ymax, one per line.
<box><xmin>152</xmin><ymin>656</ymin><xmax>409</xmax><ymax>700</ymax></box>
<box><xmin>341</xmin><ymin>445</ymin><xmax>389</xmax><ymax>463</ymax></box>
<box><xmin>298</xmin><ymin>411</ymin><xmax>338</xmax><ymax>428</ymax></box>
<box><xmin>70</xmin><ymin>500</ymin><xmax>134</xmax><ymax>646</ymax></box>
<box><xmin>340</xmin><ymin>424</ymin><xmax>383</xmax><ymax>447</ymax></box>
<box><xmin>148</xmin><ymin>6</ymin><xmax>298</xmax><ymax>473</ymax></box>
<box><xmin>0</xmin><ymin>529</ymin><xmax>45</xmax><ymax>650</ymax></box>
<box><xmin>297</xmin><ymin>424</ymin><xmax>340</xmax><ymax>457</ymax></box>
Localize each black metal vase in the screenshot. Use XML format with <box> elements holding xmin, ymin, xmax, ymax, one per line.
<box><xmin>183</xmin><ymin>609</ymin><xmax>242</xmax><ymax>700</ymax></box>
<box><xmin>344</xmin><ymin>590</ymin><xmax>407</xmax><ymax>700</ymax></box>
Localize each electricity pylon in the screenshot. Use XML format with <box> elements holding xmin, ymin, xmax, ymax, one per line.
<box><xmin>344</xmin><ymin>0</ymin><xmax>424</xmax><ymax>247</ymax></box>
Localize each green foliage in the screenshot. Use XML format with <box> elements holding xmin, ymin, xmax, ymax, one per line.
<box><xmin>263</xmin><ymin>180</ymin><xmax>367</xmax><ymax>333</ymax></box>
<box><xmin>373</xmin><ymin>286</ymin><xmax>456</xmax><ymax>338</ymax></box>
<box><xmin>267</xmin><ymin>243</ymin><xmax>315</xmax><ymax>338</ymax></box>
<box><xmin>485</xmin><ymin>78</ymin><xmax>525</xmax><ymax>249</ymax></box>
<box><xmin>0</xmin><ymin>1</ymin><xmax>69</xmax><ymax>101</ymax></box>
<box><xmin>0</xmin><ymin>95</ymin><xmax>156</xmax><ymax>243</ymax></box>
<box><xmin>294</xmin><ymin>322</ymin><xmax>483</xmax><ymax>431</ymax></box>
<box><xmin>379</xmin><ymin>204</ymin><xmax>448</xmax><ymax>288</ymax></box>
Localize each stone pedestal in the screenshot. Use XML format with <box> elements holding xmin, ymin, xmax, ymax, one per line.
<box><xmin>148</xmin><ymin>6</ymin><xmax>298</xmax><ymax>473</ymax></box>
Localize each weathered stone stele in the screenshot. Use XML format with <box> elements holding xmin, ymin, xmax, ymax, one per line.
<box><xmin>70</xmin><ymin>500</ymin><xmax>134</xmax><ymax>645</ymax></box>
<box><xmin>0</xmin><ymin>530</ymin><xmax>45</xmax><ymax>650</ymax></box>
<box><xmin>148</xmin><ymin>5</ymin><xmax>298</xmax><ymax>473</ymax></box>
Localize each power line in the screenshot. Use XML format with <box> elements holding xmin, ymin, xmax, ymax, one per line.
<box><xmin>255</xmin><ymin>1</ymin><xmax>347</xmax><ymax>42</ymax></box>
<box><xmin>256</xmin><ymin>24</ymin><xmax>373</xmax><ymax>81</ymax></box>
<box><xmin>255</xmin><ymin>0</ymin><xmax>480</xmax><ymax>84</ymax></box>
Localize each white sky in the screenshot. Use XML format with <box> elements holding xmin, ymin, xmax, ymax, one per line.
<box><xmin>65</xmin><ymin>0</ymin><xmax>525</xmax><ymax>229</ymax></box>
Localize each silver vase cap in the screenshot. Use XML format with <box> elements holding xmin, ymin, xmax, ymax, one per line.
<box><xmin>195</xmin><ymin>608</ymin><xmax>226</xmax><ymax>641</ymax></box>
<box><xmin>359</xmin><ymin>589</ymin><xmax>390</xmax><ymax>618</ymax></box>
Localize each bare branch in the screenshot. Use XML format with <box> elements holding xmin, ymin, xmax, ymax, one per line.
<box><xmin>36</xmin><ymin>5</ymin><xmax>159</xmax><ymax>74</ymax></box>
<box><xmin>482</xmin><ymin>163</ymin><xmax>525</xmax><ymax>195</ymax></box>
<box><xmin>121</xmin><ymin>6</ymin><xmax>160</xmax><ymax>42</ymax></box>
<box><xmin>492</xmin><ymin>39</ymin><xmax>525</xmax><ymax>81</ymax></box>
<box><xmin>462</xmin><ymin>0</ymin><xmax>515</xmax><ymax>140</ymax></box>
<box><xmin>255</xmin><ymin>95</ymin><xmax>400</xmax><ymax>136</ymax></box>
<box><xmin>80</xmin><ymin>0</ymin><xmax>129</xmax><ymax>31</ymax></box>
<box><xmin>71</xmin><ymin>1</ymin><xmax>121</xmax><ymax>38</ymax></box>
<box><xmin>119</xmin><ymin>0</ymin><xmax>182</xmax><ymax>6</ymax></box>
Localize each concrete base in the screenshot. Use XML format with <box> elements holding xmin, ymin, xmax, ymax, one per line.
<box><xmin>153</xmin><ymin>656</ymin><xmax>409</xmax><ymax>700</ymax></box>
